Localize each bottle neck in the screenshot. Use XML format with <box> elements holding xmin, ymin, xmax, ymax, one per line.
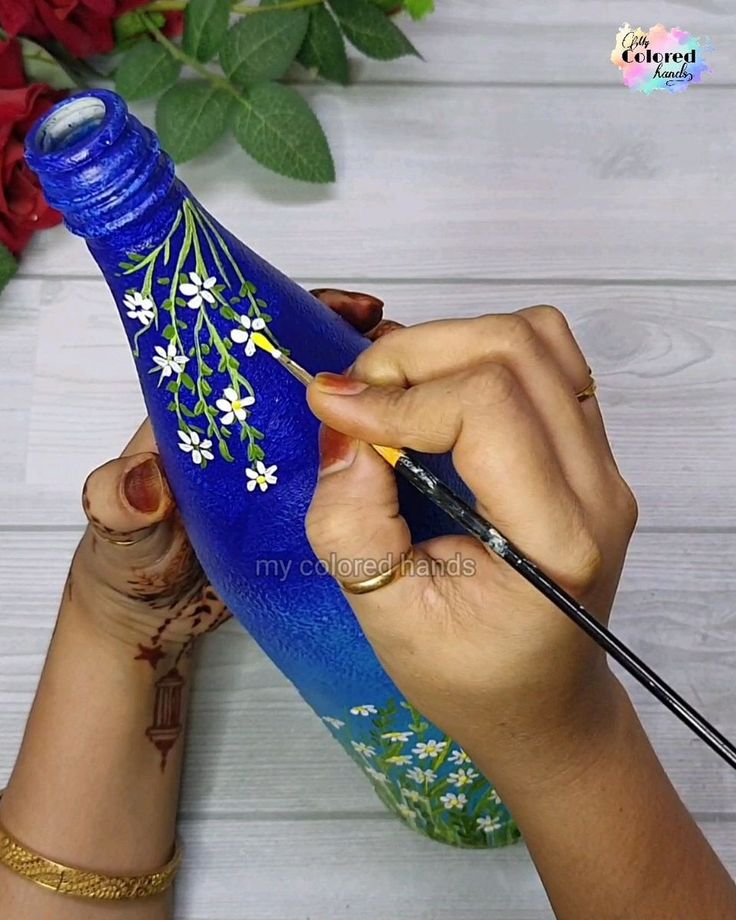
<box><xmin>26</xmin><ymin>90</ymin><xmax>184</xmax><ymax>254</ymax></box>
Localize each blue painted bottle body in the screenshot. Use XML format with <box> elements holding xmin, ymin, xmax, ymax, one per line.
<box><xmin>27</xmin><ymin>91</ymin><xmax>518</xmax><ymax>848</ymax></box>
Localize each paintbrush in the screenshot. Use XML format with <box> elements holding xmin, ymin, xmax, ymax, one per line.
<box><xmin>251</xmin><ymin>331</ymin><xmax>736</xmax><ymax>771</ymax></box>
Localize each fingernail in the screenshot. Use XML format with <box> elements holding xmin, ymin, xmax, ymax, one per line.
<box><xmin>123</xmin><ymin>457</ymin><xmax>164</xmax><ymax>514</ymax></box>
<box><xmin>319</xmin><ymin>426</ymin><xmax>357</xmax><ymax>476</ymax></box>
<box><xmin>347</xmin><ymin>290</ymin><xmax>384</xmax><ymax>310</ymax></box>
<box><xmin>310</xmin><ymin>288</ymin><xmax>384</xmax><ymax>310</ymax></box>
<box><xmin>311</xmin><ymin>288</ymin><xmax>384</xmax><ymax>334</ymax></box>
<box><xmin>313</xmin><ymin>372</ymin><xmax>369</xmax><ymax>395</ymax></box>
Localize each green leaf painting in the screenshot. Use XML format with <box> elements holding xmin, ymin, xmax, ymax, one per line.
<box><xmin>120</xmin><ymin>199</ymin><xmax>282</xmax><ymax>486</ymax></box>
<box><xmin>320</xmin><ymin>698</ymin><xmax>522</xmax><ymax>848</ymax></box>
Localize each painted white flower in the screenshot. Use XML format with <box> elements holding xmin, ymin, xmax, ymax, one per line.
<box><xmin>448</xmin><ymin>768</ymin><xmax>479</xmax><ymax>788</ymax></box>
<box><xmin>439</xmin><ymin>792</ymin><xmax>468</xmax><ymax>811</ymax></box>
<box><xmin>448</xmin><ymin>748</ymin><xmax>470</xmax><ymax>765</ymax></box>
<box><xmin>397</xmin><ymin>803</ymin><xmax>416</xmax><ymax>819</ymax></box>
<box><xmin>231</xmin><ymin>314</ymin><xmax>266</xmax><ymax>357</ymax></box>
<box><xmin>411</xmin><ymin>740</ymin><xmax>447</xmax><ymax>760</ymax></box>
<box><xmin>180</xmin><ymin>271</ymin><xmax>217</xmax><ymax>309</ymax></box>
<box><xmin>352</xmin><ymin>741</ymin><xmax>376</xmax><ymax>758</ymax></box>
<box><xmin>386</xmin><ymin>755</ymin><xmax>413</xmax><ymax>766</ymax></box>
<box><xmin>400</xmin><ymin>787</ymin><xmax>421</xmax><ymax>803</ymax></box>
<box><xmin>152</xmin><ymin>342</ymin><xmax>188</xmax><ymax>380</ymax></box>
<box><xmin>406</xmin><ymin>767</ymin><xmax>437</xmax><ymax>785</ymax></box>
<box><xmin>321</xmin><ymin>716</ymin><xmax>345</xmax><ymax>730</ymax></box>
<box><xmin>246</xmin><ymin>461</ymin><xmax>278</xmax><ymax>493</ymax></box>
<box><xmin>381</xmin><ymin>731</ymin><xmax>413</xmax><ymax>743</ymax></box>
<box><xmin>350</xmin><ymin>704</ymin><xmax>377</xmax><ymax>717</ymax></box>
<box><xmin>124</xmin><ymin>291</ymin><xmax>155</xmax><ymax>325</ymax></box>
<box><xmin>216</xmin><ymin>387</ymin><xmax>255</xmax><ymax>425</ymax></box>
<box><xmin>489</xmin><ymin>789</ymin><xmax>502</xmax><ymax>805</ymax></box>
<box><xmin>476</xmin><ymin>815</ymin><xmax>502</xmax><ymax>832</ymax></box>
<box><xmin>177</xmin><ymin>430</ymin><xmax>214</xmax><ymax>466</ymax></box>
<box><xmin>364</xmin><ymin>766</ymin><xmax>387</xmax><ymax>783</ymax></box>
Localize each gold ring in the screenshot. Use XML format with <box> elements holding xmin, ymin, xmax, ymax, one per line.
<box><xmin>338</xmin><ymin>548</ymin><xmax>414</xmax><ymax>596</ymax></box>
<box><xmin>90</xmin><ymin>528</ymin><xmax>142</xmax><ymax>546</ymax></box>
<box><xmin>575</xmin><ymin>377</ymin><xmax>597</xmax><ymax>403</ymax></box>
<box><xmin>101</xmin><ymin>536</ymin><xmax>139</xmax><ymax>546</ymax></box>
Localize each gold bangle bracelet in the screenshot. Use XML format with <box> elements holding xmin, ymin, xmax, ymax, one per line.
<box><xmin>0</xmin><ymin>791</ymin><xmax>181</xmax><ymax>900</ymax></box>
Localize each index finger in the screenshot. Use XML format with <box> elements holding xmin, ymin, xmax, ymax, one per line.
<box><xmin>307</xmin><ymin>365</ymin><xmax>597</xmax><ymax>587</ymax></box>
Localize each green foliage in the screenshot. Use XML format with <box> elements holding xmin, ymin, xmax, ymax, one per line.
<box><xmin>0</xmin><ymin>244</ymin><xmax>17</xmax><ymax>296</ymax></box>
<box><xmin>371</xmin><ymin>0</ymin><xmax>435</xmax><ymax>19</ymax></box>
<box><xmin>221</xmin><ymin>9</ymin><xmax>309</xmax><ymax>85</ymax></box>
<box><xmin>19</xmin><ymin>37</ymin><xmax>77</xmax><ymax>89</ymax></box>
<box><xmin>298</xmin><ymin>5</ymin><xmax>349</xmax><ymax>85</ymax></box>
<box><xmin>115</xmin><ymin>41</ymin><xmax>181</xmax><ymax>100</ymax></box>
<box><xmin>403</xmin><ymin>0</ymin><xmax>435</xmax><ymax>20</ymax></box>
<box><xmin>124</xmin><ymin>199</ymin><xmax>279</xmax><ymax>472</ymax></box>
<box><xmin>329</xmin><ymin>0</ymin><xmax>419</xmax><ymax>60</ymax></box>
<box><xmin>114</xmin><ymin>10</ymin><xmax>167</xmax><ymax>47</ymax></box>
<box><xmin>156</xmin><ymin>81</ymin><xmax>232</xmax><ymax>163</ymax></box>
<box><xmin>232</xmin><ymin>82</ymin><xmax>335</xmax><ymax>183</ymax></box>
<box><xmin>182</xmin><ymin>0</ymin><xmax>231</xmax><ymax>63</ymax></box>
<box><xmin>12</xmin><ymin>0</ymin><xmax>433</xmax><ymax>189</ymax></box>
<box><xmin>323</xmin><ymin>698</ymin><xmax>522</xmax><ymax>849</ymax></box>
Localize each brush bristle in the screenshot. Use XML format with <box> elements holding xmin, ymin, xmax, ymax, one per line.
<box><xmin>251</xmin><ymin>332</ymin><xmax>278</xmax><ymax>356</ymax></box>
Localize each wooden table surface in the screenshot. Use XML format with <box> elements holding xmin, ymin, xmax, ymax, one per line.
<box><xmin>2</xmin><ymin>3</ymin><xmax>735</xmax><ymax>917</ymax></box>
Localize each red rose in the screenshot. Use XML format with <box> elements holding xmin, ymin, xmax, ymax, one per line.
<box><xmin>0</xmin><ymin>36</ymin><xmax>29</xmax><ymax>89</ymax></box>
<box><xmin>161</xmin><ymin>10</ymin><xmax>184</xmax><ymax>38</ymax></box>
<box><xmin>0</xmin><ymin>39</ymin><xmax>66</xmax><ymax>257</ymax></box>
<box><xmin>0</xmin><ymin>0</ymin><xmax>117</xmax><ymax>58</ymax></box>
<box><xmin>0</xmin><ymin>0</ymin><xmax>182</xmax><ymax>58</ymax></box>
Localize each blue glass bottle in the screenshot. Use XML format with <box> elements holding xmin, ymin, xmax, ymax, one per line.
<box><xmin>27</xmin><ymin>90</ymin><xmax>518</xmax><ymax>848</ymax></box>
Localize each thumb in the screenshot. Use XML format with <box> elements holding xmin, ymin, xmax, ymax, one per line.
<box><xmin>82</xmin><ymin>452</ymin><xmax>176</xmax><ymax>566</ymax></box>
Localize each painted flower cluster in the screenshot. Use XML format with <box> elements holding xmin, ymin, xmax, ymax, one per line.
<box><xmin>321</xmin><ymin>699</ymin><xmax>519</xmax><ymax>848</ymax></box>
<box><xmin>117</xmin><ymin>200</ymin><xmax>280</xmax><ymax>495</ymax></box>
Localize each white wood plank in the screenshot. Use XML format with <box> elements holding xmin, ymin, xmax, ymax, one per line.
<box><xmin>0</xmin><ymin>282</ymin><xmax>40</xmax><ymax>487</ymax></box>
<box><xmin>2</xmin><ymin>278</ymin><xmax>734</xmax><ymax>528</ymax></box>
<box><xmin>1</xmin><ymin>531</ymin><xmax>735</xmax><ymax>819</ymax></box>
<box><xmin>176</xmin><ymin>816</ymin><xmax>551</xmax><ymax>919</ymax></box>
<box><xmin>16</xmin><ymin>86</ymin><xmax>736</xmax><ymax>281</ymax></box>
<box><xmin>172</xmin><ymin>816</ymin><xmax>735</xmax><ymax>919</ymax></box>
<box><xmin>348</xmin><ymin>1</ymin><xmax>736</xmax><ymax>85</ymax></box>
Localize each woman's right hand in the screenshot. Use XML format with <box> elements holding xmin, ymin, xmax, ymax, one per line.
<box><xmin>305</xmin><ymin>306</ymin><xmax>639</xmax><ymax>782</ymax></box>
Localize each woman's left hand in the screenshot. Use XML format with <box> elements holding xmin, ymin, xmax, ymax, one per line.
<box><xmin>69</xmin><ymin>287</ymin><xmax>392</xmax><ymax>659</ymax></box>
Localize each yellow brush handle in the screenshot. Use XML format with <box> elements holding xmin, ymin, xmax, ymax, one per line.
<box><xmin>371</xmin><ymin>444</ymin><xmax>404</xmax><ymax>468</ymax></box>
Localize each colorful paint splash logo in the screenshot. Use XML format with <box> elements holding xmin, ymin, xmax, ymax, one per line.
<box><xmin>611</xmin><ymin>24</ymin><xmax>712</xmax><ymax>94</ymax></box>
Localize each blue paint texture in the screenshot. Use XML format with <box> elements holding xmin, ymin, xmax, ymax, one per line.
<box><xmin>26</xmin><ymin>91</ymin><xmax>519</xmax><ymax>847</ymax></box>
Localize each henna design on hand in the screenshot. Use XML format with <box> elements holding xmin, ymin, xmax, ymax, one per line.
<box><xmin>146</xmin><ymin>667</ymin><xmax>185</xmax><ymax>771</ymax></box>
<box><xmin>135</xmin><ymin>644</ymin><xmax>167</xmax><ymax>670</ymax></box>
<box><xmin>128</xmin><ymin>548</ymin><xmax>231</xmax><ymax>769</ymax></box>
